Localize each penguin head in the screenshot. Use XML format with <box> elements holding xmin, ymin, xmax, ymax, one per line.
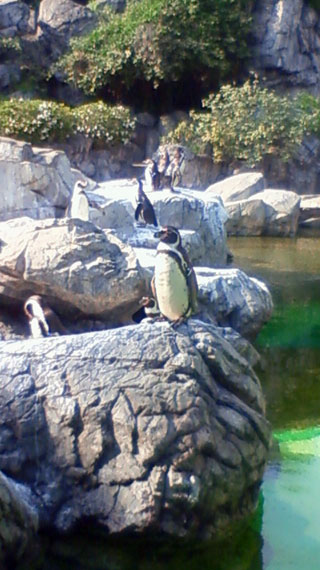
<box><xmin>74</xmin><ymin>179</ymin><xmax>88</xmax><ymax>195</ymax></box>
<box><xmin>154</xmin><ymin>226</ymin><xmax>181</xmax><ymax>247</ymax></box>
<box><xmin>140</xmin><ymin>296</ymin><xmax>157</xmax><ymax>309</ymax></box>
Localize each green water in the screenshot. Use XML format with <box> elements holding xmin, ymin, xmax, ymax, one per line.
<box><xmin>229</xmin><ymin>236</ymin><xmax>320</xmax><ymax>570</ymax></box>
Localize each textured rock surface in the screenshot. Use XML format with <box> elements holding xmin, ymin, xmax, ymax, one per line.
<box><xmin>0</xmin><ymin>137</ymin><xmax>76</xmax><ymax>221</ymax></box>
<box><xmin>0</xmin><ymin>471</ymin><xmax>38</xmax><ymax>565</ymax></box>
<box><xmin>0</xmin><ymin>217</ymin><xmax>148</xmax><ymax>324</ymax></box>
<box><xmin>225</xmin><ymin>189</ymin><xmax>301</xmax><ymax>237</ymax></box>
<box><xmin>206</xmin><ymin>172</ymin><xmax>266</xmax><ymax>202</ymax></box>
<box><xmin>251</xmin><ymin>0</ymin><xmax>320</xmax><ymax>93</ymax></box>
<box><xmin>196</xmin><ymin>267</ymin><xmax>273</xmax><ymax>339</ymax></box>
<box><xmin>0</xmin><ymin>320</ymin><xmax>271</xmax><ymax>540</ymax></box>
<box><xmin>90</xmin><ymin>179</ymin><xmax>229</xmax><ymax>266</ymax></box>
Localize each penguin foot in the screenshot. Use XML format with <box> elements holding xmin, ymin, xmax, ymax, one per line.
<box><xmin>170</xmin><ymin>317</ymin><xmax>186</xmax><ymax>328</ymax></box>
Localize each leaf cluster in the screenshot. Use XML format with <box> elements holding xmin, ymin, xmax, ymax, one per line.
<box><xmin>0</xmin><ymin>99</ymin><xmax>135</xmax><ymax>145</ymax></box>
<box><xmin>56</xmin><ymin>0</ymin><xmax>252</xmax><ymax>94</ymax></box>
<box><xmin>166</xmin><ymin>79</ymin><xmax>310</xmax><ymax>165</ymax></box>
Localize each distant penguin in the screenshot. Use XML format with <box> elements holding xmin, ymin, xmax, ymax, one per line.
<box><xmin>162</xmin><ymin>147</ymin><xmax>184</xmax><ymax>191</ymax></box>
<box><xmin>24</xmin><ymin>295</ymin><xmax>66</xmax><ymax>338</ymax></box>
<box><xmin>152</xmin><ymin>226</ymin><xmax>198</xmax><ymax>323</ymax></box>
<box><xmin>140</xmin><ymin>296</ymin><xmax>160</xmax><ymax>319</ymax></box>
<box><xmin>144</xmin><ymin>159</ymin><xmax>160</xmax><ymax>192</ymax></box>
<box><xmin>68</xmin><ymin>180</ymin><xmax>89</xmax><ymax>221</ymax></box>
<box><xmin>134</xmin><ymin>179</ymin><xmax>158</xmax><ymax>227</ymax></box>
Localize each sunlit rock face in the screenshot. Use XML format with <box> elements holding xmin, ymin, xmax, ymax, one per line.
<box><xmin>0</xmin><ymin>320</ymin><xmax>271</xmax><ymax>544</ymax></box>
<box><xmin>251</xmin><ymin>0</ymin><xmax>320</xmax><ymax>93</ymax></box>
<box><xmin>0</xmin><ymin>216</ymin><xmax>149</xmax><ymax>330</ymax></box>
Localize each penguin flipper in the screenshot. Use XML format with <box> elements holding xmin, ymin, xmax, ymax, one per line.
<box><xmin>187</xmin><ymin>267</ymin><xmax>198</xmax><ymax>313</ymax></box>
<box><xmin>135</xmin><ymin>203</ymin><xmax>143</xmax><ymax>222</ymax></box>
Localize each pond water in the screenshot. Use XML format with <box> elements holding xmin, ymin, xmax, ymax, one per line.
<box><xmin>19</xmin><ymin>236</ymin><xmax>320</xmax><ymax>570</ymax></box>
<box><xmin>229</xmin><ymin>235</ymin><xmax>320</xmax><ymax>570</ymax></box>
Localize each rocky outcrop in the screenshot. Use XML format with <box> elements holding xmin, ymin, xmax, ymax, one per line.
<box><xmin>0</xmin><ymin>137</ymin><xmax>76</xmax><ymax>221</ymax></box>
<box><xmin>221</xmin><ymin>186</ymin><xmax>301</xmax><ymax>237</ymax></box>
<box><xmin>196</xmin><ymin>267</ymin><xmax>273</xmax><ymax>339</ymax></box>
<box><xmin>90</xmin><ymin>179</ymin><xmax>229</xmax><ymax>267</ymax></box>
<box><xmin>251</xmin><ymin>0</ymin><xmax>320</xmax><ymax>93</ymax></box>
<box><xmin>206</xmin><ymin>172</ymin><xmax>266</xmax><ymax>202</ymax></box>
<box><xmin>0</xmin><ymin>320</ymin><xmax>271</xmax><ymax>548</ymax></box>
<box><xmin>0</xmin><ymin>471</ymin><xmax>38</xmax><ymax>566</ymax></box>
<box><xmin>298</xmin><ymin>193</ymin><xmax>320</xmax><ymax>229</ymax></box>
<box><xmin>0</xmin><ymin>216</ymin><xmax>149</xmax><ymax>328</ymax></box>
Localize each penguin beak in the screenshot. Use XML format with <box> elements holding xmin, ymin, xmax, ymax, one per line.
<box><xmin>154</xmin><ymin>230</ymin><xmax>165</xmax><ymax>239</ymax></box>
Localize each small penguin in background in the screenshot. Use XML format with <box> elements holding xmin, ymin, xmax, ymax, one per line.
<box><xmin>24</xmin><ymin>295</ymin><xmax>66</xmax><ymax>338</ymax></box>
<box><xmin>68</xmin><ymin>179</ymin><xmax>90</xmax><ymax>221</ymax></box>
<box><xmin>140</xmin><ymin>296</ymin><xmax>160</xmax><ymax>319</ymax></box>
<box><xmin>152</xmin><ymin>226</ymin><xmax>198</xmax><ymax>323</ymax></box>
<box><xmin>134</xmin><ymin>178</ymin><xmax>158</xmax><ymax>227</ymax></box>
<box><xmin>161</xmin><ymin>147</ymin><xmax>184</xmax><ymax>191</ymax></box>
<box><xmin>144</xmin><ymin>159</ymin><xmax>160</xmax><ymax>192</ymax></box>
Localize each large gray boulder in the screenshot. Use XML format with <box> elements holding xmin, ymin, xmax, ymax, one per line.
<box><xmin>196</xmin><ymin>267</ymin><xmax>273</xmax><ymax>339</ymax></box>
<box><xmin>0</xmin><ymin>216</ymin><xmax>149</xmax><ymax>325</ymax></box>
<box><xmin>299</xmin><ymin>194</ymin><xmax>320</xmax><ymax>229</ymax></box>
<box><xmin>225</xmin><ymin>189</ymin><xmax>301</xmax><ymax>237</ymax></box>
<box><xmin>0</xmin><ymin>320</ymin><xmax>271</xmax><ymax>545</ymax></box>
<box><xmin>0</xmin><ymin>137</ymin><xmax>75</xmax><ymax>221</ymax></box>
<box><xmin>206</xmin><ymin>172</ymin><xmax>266</xmax><ymax>202</ymax></box>
<box><xmin>0</xmin><ymin>0</ymin><xmax>30</xmax><ymax>35</ymax></box>
<box><xmin>90</xmin><ymin>179</ymin><xmax>229</xmax><ymax>267</ymax></box>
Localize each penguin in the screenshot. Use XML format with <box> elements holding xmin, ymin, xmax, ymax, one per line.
<box><xmin>152</xmin><ymin>226</ymin><xmax>198</xmax><ymax>323</ymax></box>
<box><xmin>158</xmin><ymin>149</ymin><xmax>170</xmax><ymax>189</ymax></box>
<box><xmin>144</xmin><ymin>159</ymin><xmax>160</xmax><ymax>192</ymax></box>
<box><xmin>162</xmin><ymin>147</ymin><xmax>184</xmax><ymax>192</ymax></box>
<box><xmin>68</xmin><ymin>179</ymin><xmax>90</xmax><ymax>221</ymax></box>
<box><xmin>140</xmin><ymin>296</ymin><xmax>160</xmax><ymax>319</ymax></box>
<box><xmin>134</xmin><ymin>178</ymin><xmax>158</xmax><ymax>227</ymax></box>
<box><xmin>24</xmin><ymin>295</ymin><xmax>66</xmax><ymax>338</ymax></box>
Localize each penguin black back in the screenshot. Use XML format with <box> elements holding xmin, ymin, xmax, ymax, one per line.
<box><xmin>134</xmin><ymin>179</ymin><xmax>158</xmax><ymax>227</ymax></box>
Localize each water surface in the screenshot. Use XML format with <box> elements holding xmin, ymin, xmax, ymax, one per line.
<box><xmin>229</xmin><ymin>236</ymin><xmax>320</xmax><ymax>570</ymax></box>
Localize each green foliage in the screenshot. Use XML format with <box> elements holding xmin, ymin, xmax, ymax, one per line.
<box><xmin>166</xmin><ymin>79</ymin><xmax>309</xmax><ymax>165</ymax></box>
<box><xmin>296</xmin><ymin>91</ymin><xmax>320</xmax><ymax>136</ymax></box>
<box><xmin>0</xmin><ymin>36</ymin><xmax>21</xmax><ymax>56</ymax></box>
<box><xmin>0</xmin><ymin>99</ymin><xmax>135</xmax><ymax>145</ymax></box>
<box><xmin>306</xmin><ymin>0</ymin><xmax>320</xmax><ymax>12</ymax></box>
<box><xmin>56</xmin><ymin>0</ymin><xmax>252</xmax><ymax>94</ymax></box>
<box><xmin>72</xmin><ymin>101</ymin><xmax>135</xmax><ymax>143</ymax></box>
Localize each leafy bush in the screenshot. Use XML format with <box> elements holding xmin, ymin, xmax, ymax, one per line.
<box><xmin>0</xmin><ymin>99</ymin><xmax>72</xmax><ymax>143</ymax></box>
<box><xmin>72</xmin><ymin>101</ymin><xmax>135</xmax><ymax>143</ymax></box>
<box><xmin>166</xmin><ymin>79</ymin><xmax>309</xmax><ymax>165</ymax></box>
<box><xmin>0</xmin><ymin>99</ymin><xmax>135</xmax><ymax>145</ymax></box>
<box><xmin>56</xmin><ymin>0</ymin><xmax>252</xmax><ymax>95</ymax></box>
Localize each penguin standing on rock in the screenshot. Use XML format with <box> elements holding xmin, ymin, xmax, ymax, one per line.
<box><xmin>152</xmin><ymin>226</ymin><xmax>198</xmax><ymax>323</ymax></box>
<box><xmin>68</xmin><ymin>179</ymin><xmax>90</xmax><ymax>221</ymax></box>
<box><xmin>24</xmin><ymin>295</ymin><xmax>66</xmax><ymax>338</ymax></box>
<box><xmin>144</xmin><ymin>159</ymin><xmax>160</xmax><ymax>192</ymax></box>
<box><xmin>134</xmin><ymin>178</ymin><xmax>158</xmax><ymax>227</ymax></box>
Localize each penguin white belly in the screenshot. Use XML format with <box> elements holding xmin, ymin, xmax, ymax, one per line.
<box><xmin>29</xmin><ymin>317</ymin><xmax>47</xmax><ymax>338</ymax></box>
<box><xmin>70</xmin><ymin>194</ymin><xmax>89</xmax><ymax>221</ymax></box>
<box><xmin>154</xmin><ymin>254</ymin><xmax>189</xmax><ymax>320</ymax></box>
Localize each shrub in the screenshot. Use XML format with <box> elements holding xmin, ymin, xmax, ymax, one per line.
<box><xmin>166</xmin><ymin>79</ymin><xmax>309</xmax><ymax>165</ymax></box>
<box><xmin>0</xmin><ymin>98</ymin><xmax>135</xmax><ymax>145</ymax></box>
<box><xmin>72</xmin><ymin>101</ymin><xmax>135</xmax><ymax>143</ymax></box>
<box><xmin>0</xmin><ymin>99</ymin><xmax>72</xmax><ymax>143</ymax></box>
<box><xmin>56</xmin><ymin>0</ymin><xmax>252</xmax><ymax>95</ymax></box>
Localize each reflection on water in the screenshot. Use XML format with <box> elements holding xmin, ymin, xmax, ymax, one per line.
<box><xmin>229</xmin><ymin>236</ymin><xmax>320</xmax><ymax>570</ymax></box>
